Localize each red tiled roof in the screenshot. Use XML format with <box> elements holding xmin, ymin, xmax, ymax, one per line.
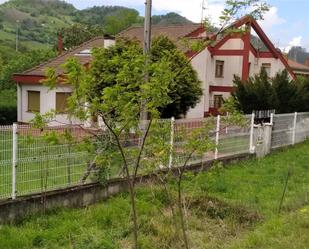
<box><xmin>17</xmin><ymin>37</ymin><xmax>105</xmax><ymax>77</ymax></box>
<box><xmin>117</xmin><ymin>23</ymin><xmax>204</xmax><ymax>44</ymax></box>
<box><xmin>288</xmin><ymin>59</ymin><xmax>309</xmax><ymax>72</ymax></box>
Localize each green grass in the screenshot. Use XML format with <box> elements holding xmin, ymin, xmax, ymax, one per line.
<box><xmin>0</xmin><ymin>141</ymin><xmax>308</xmax><ymax>248</ymax></box>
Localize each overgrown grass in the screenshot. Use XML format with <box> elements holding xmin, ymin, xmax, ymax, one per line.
<box><xmin>0</xmin><ymin>141</ymin><xmax>308</xmax><ymax>248</ymax></box>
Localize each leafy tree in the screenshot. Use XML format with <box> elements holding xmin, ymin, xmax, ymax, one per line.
<box><xmin>272</xmin><ymin>70</ymin><xmax>298</xmax><ymax>113</ymax></box>
<box><xmin>88</xmin><ymin>37</ymin><xmax>202</xmax><ymax>118</ymax></box>
<box><xmin>0</xmin><ymin>49</ymin><xmax>56</xmax><ymax>90</ymax></box>
<box><xmin>295</xmin><ymin>77</ymin><xmax>309</xmax><ymax>112</ymax></box>
<box><xmin>151</xmin><ymin>36</ymin><xmax>202</xmax><ymax>118</ymax></box>
<box><xmin>233</xmin><ymin>70</ymin><xmax>309</xmax><ymax>114</ymax></box>
<box><xmin>43</xmin><ymin>46</ymin><xmax>174</xmax><ymax>249</ymax></box>
<box><xmin>233</xmin><ymin>69</ymin><xmax>278</xmax><ymax>113</ymax></box>
<box><xmin>39</xmin><ymin>1</ymin><xmax>269</xmax><ymax>248</ymax></box>
<box><xmin>60</xmin><ymin>24</ymin><xmax>105</xmax><ymax>50</ymax></box>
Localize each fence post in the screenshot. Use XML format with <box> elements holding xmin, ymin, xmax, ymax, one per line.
<box><xmin>249</xmin><ymin>112</ymin><xmax>255</xmax><ymax>153</ymax></box>
<box><xmin>168</xmin><ymin>117</ymin><xmax>175</xmax><ymax>168</ymax></box>
<box><xmin>292</xmin><ymin>112</ymin><xmax>298</xmax><ymax>145</ymax></box>
<box><xmin>270</xmin><ymin>113</ymin><xmax>274</xmax><ymax>125</ymax></box>
<box><xmin>214</xmin><ymin>115</ymin><xmax>220</xmax><ymax>160</ymax></box>
<box><xmin>12</xmin><ymin>123</ymin><xmax>18</xmax><ymax>200</ymax></box>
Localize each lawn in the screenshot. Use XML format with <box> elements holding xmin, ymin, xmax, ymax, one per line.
<box><xmin>0</xmin><ymin>141</ymin><xmax>308</xmax><ymax>249</ymax></box>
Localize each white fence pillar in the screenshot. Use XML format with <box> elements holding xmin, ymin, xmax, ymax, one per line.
<box><xmin>249</xmin><ymin>112</ymin><xmax>255</xmax><ymax>153</ymax></box>
<box><xmin>168</xmin><ymin>117</ymin><xmax>175</xmax><ymax>168</ymax></box>
<box><xmin>12</xmin><ymin>123</ymin><xmax>18</xmax><ymax>200</ymax></box>
<box><xmin>292</xmin><ymin>112</ymin><xmax>298</xmax><ymax>145</ymax></box>
<box><xmin>214</xmin><ymin>115</ymin><xmax>221</xmax><ymax>160</ymax></box>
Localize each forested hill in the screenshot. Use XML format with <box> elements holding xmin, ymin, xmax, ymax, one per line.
<box><xmin>0</xmin><ymin>0</ymin><xmax>192</xmax><ymax>61</ymax></box>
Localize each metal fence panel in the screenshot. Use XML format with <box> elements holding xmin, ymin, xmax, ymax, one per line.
<box><xmin>0</xmin><ymin>112</ymin><xmax>308</xmax><ymax>201</ymax></box>
<box><xmin>0</xmin><ymin>125</ymin><xmax>12</xmax><ymax>199</ymax></box>
<box><xmin>271</xmin><ymin>113</ymin><xmax>295</xmax><ymax>149</ymax></box>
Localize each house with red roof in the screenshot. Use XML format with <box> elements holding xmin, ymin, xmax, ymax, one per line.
<box><xmin>13</xmin><ymin>16</ymin><xmax>295</xmax><ymax>124</ymax></box>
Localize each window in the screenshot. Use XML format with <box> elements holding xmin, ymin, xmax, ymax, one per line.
<box><xmin>27</xmin><ymin>91</ymin><xmax>40</xmax><ymax>112</ymax></box>
<box><xmin>261</xmin><ymin>63</ymin><xmax>271</xmax><ymax>76</ymax></box>
<box><xmin>56</xmin><ymin>92</ymin><xmax>71</xmax><ymax>113</ymax></box>
<box><xmin>215</xmin><ymin>60</ymin><xmax>224</xmax><ymax>78</ymax></box>
<box><xmin>214</xmin><ymin>95</ymin><xmax>223</xmax><ymax>109</ymax></box>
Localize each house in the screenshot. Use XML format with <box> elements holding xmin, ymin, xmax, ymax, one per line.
<box><xmin>288</xmin><ymin>59</ymin><xmax>309</xmax><ymax>77</ymax></box>
<box><xmin>13</xmin><ymin>16</ymin><xmax>295</xmax><ymax>124</ymax></box>
<box><xmin>119</xmin><ymin>15</ymin><xmax>295</xmax><ymax>118</ymax></box>
<box><xmin>13</xmin><ymin>36</ymin><xmax>115</xmax><ymax>125</ymax></box>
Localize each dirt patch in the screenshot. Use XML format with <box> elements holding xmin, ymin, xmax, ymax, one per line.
<box><xmin>189</xmin><ymin>195</ymin><xmax>262</xmax><ymax>226</ymax></box>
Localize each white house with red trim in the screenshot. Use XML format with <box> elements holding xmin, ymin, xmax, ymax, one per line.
<box><xmin>13</xmin><ymin>16</ymin><xmax>295</xmax><ymax>124</ymax></box>
<box><xmin>188</xmin><ymin>17</ymin><xmax>295</xmax><ymax>117</ymax></box>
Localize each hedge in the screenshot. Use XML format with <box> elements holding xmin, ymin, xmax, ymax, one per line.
<box><xmin>0</xmin><ymin>105</ymin><xmax>17</xmax><ymax>125</ymax></box>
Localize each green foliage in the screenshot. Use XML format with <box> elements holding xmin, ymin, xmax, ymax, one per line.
<box><xmin>152</xmin><ymin>12</ymin><xmax>192</xmax><ymax>25</ymax></box>
<box><xmin>0</xmin><ymin>142</ymin><xmax>308</xmax><ymax>248</ymax></box>
<box><xmin>272</xmin><ymin>70</ymin><xmax>298</xmax><ymax>113</ymax></box>
<box><xmin>233</xmin><ymin>69</ymin><xmax>309</xmax><ymax>113</ymax></box>
<box><xmin>0</xmin><ymin>89</ymin><xmax>16</xmax><ymax>124</ymax></box>
<box><xmin>233</xmin><ymin>69</ymin><xmax>278</xmax><ymax>113</ymax></box>
<box><xmin>83</xmin><ymin>36</ymin><xmax>202</xmax><ymax>119</ymax></box>
<box><xmin>60</xmin><ymin>24</ymin><xmax>105</xmax><ymax>50</ymax></box>
<box><xmin>151</xmin><ymin>36</ymin><xmax>203</xmax><ymax>118</ymax></box>
<box><xmin>0</xmin><ymin>49</ymin><xmax>56</xmax><ymax>90</ymax></box>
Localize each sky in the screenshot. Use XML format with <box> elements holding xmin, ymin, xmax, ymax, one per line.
<box><xmin>0</xmin><ymin>0</ymin><xmax>308</xmax><ymax>51</ymax></box>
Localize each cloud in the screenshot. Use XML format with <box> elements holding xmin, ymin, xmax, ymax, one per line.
<box><xmin>283</xmin><ymin>36</ymin><xmax>303</xmax><ymax>53</ymax></box>
<box><xmin>258</xmin><ymin>7</ymin><xmax>286</xmax><ymax>33</ymax></box>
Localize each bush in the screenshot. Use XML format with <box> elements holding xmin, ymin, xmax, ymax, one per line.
<box><xmin>0</xmin><ymin>105</ymin><xmax>17</xmax><ymax>125</ymax></box>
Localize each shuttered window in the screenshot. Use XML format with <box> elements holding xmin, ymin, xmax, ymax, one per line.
<box><xmin>27</xmin><ymin>91</ymin><xmax>40</xmax><ymax>112</ymax></box>
<box><xmin>56</xmin><ymin>92</ymin><xmax>71</xmax><ymax>113</ymax></box>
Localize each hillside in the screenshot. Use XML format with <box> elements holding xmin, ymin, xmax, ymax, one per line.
<box><xmin>0</xmin><ymin>0</ymin><xmax>192</xmax><ymax>62</ymax></box>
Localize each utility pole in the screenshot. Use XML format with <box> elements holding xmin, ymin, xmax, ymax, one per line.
<box><xmin>16</xmin><ymin>20</ymin><xmax>19</xmax><ymax>52</ymax></box>
<box><xmin>144</xmin><ymin>0</ymin><xmax>152</xmax><ymax>55</ymax></box>
<box><xmin>141</xmin><ymin>0</ymin><xmax>152</xmax><ymax>121</ymax></box>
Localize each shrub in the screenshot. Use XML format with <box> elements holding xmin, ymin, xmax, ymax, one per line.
<box><xmin>0</xmin><ymin>105</ymin><xmax>17</xmax><ymax>125</ymax></box>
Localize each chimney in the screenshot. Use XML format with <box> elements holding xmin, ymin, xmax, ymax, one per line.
<box><xmin>58</xmin><ymin>32</ymin><xmax>63</xmax><ymax>55</ymax></box>
<box><xmin>104</xmin><ymin>35</ymin><xmax>115</xmax><ymax>49</ymax></box>
<box><xmin>305</xmin><ymin>58</ymin><xmax>309</xmax><ymax>67</ymax></box>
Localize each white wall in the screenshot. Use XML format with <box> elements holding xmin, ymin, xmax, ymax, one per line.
<box><xmin>220</xmin><ymin>38</ymin><xmax>244</xmax><ymax>50</ymax></box>
<box><xmin>186</xmin><ymin>49</ymin><xmax>208</xmax><ymax>119</ymax></box>
<box><xmin>19</xmin><ymin>84</ymin><xmax>82</xmax><ymax>126</ymax></box>
<box><xmin>249</xmin><ymin>52</ymin><xmax>286</xmax><ymax>77</ymax></box>
<box><xmin>186</xmin><ymin>38</ymin><xmax>288</xmax><ymax>118</ymax></box>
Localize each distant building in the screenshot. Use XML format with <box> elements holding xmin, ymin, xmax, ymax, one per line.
<box><xmin>288</xmin><ymin>59</ymin><xmax>309</xmax><ymax>77</ymax></box>
<box><xmin>119</xmin><ymin>16</ymin><xmax>295</xmax><ymax>118</ymax></box>
<box><xmin>13</xmin><ymin>36</ymin><xmax>115</xmax><ymax>125</ymax></box>
<box><xmin>13</xmin><ymin>16</ymin><xmax>295</xmax><ymax>125</ymax></box>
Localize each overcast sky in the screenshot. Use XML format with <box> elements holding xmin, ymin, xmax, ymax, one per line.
<box><xmin>0</xmin><ymin>0</ymin><xmax>308</xmax><ymax>51</ymax></box>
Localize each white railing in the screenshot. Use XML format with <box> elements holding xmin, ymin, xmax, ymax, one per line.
<box><xmin>0</xmin><ymin>112</ymin><xmax>308</xmax><ymax>200</ymax></box>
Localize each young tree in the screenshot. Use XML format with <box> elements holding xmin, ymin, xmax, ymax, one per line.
<box><xmin>40</xmin><ymin>1</ymin><xmax>270</xmax><ymax>248</ymax></box>
<box><xmin>43</xmin><ymin>46</ymin><xmax>174</xmax><ymax>248</ymax></box>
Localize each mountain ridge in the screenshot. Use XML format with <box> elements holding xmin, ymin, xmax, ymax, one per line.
<box><xmin>0</xmin><ymin>0</ymin><xmax>192</xmax><ymax>62</ymax></box>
